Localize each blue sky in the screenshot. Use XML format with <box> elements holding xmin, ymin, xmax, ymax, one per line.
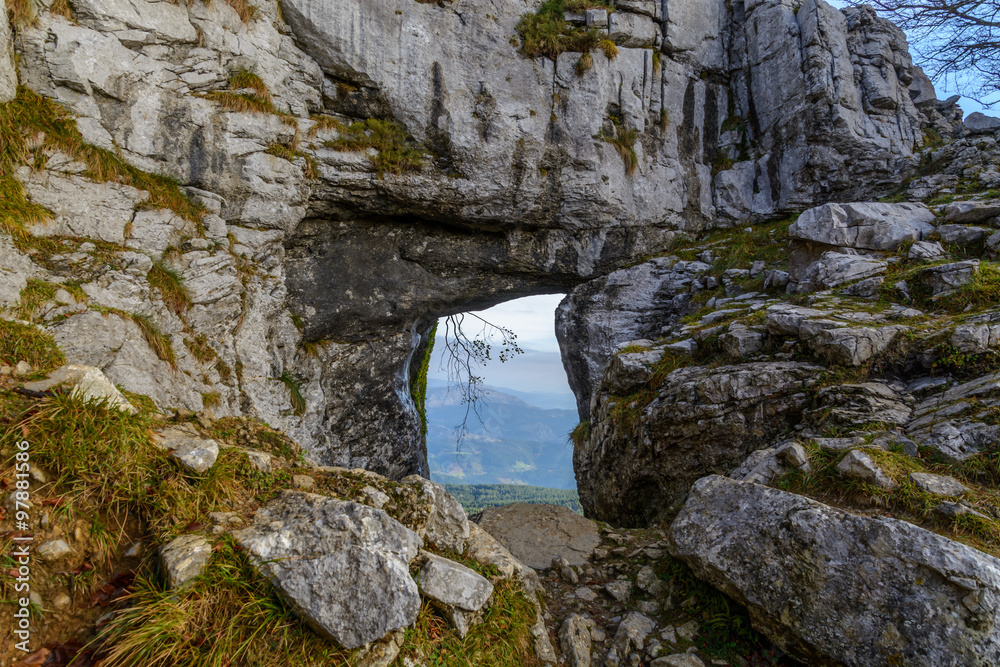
<box><xmin>427</xmin><ymin>294</ymin><xmax>574</xmax><ymax>399</ymax></box>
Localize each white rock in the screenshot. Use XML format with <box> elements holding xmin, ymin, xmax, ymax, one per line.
<box><xmin>836</xmin><ymin>449</ymin><xmax>896</xmax><ymax>489</ymax></box>
<box><xmin>417</xmin><ymin>552</ymin><xmax>494</xmax><ymax>612</ymax></box>
<box><xmin>160</xmin><ymin>534</ymin><xmax>210</xmax><ymax>589</ymax></box>
<box><xmin>23</xmin><ymin>364</ymin><xmax>137</xmax><ymax>414</ymax></box>
<box><xmin>37</xmin><ymin>539</ymin><xmax>73</xmax><ymax>562</ymax></box>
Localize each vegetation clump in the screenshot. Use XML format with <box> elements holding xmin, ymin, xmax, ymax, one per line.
<box><xmin>516</xmin><ymin>0</ymin><xmax>612</xmax><ymax>60</ymax></box>
<box><xmin>0</xmin><ymin>87</ymin><xmax>205</xmax><ymax>244</ymax></box>
<box><xmin>279</xmin><ymin>370</ymin><xmax>306</xmax><ymax>416</ymax></box>
<box><xmin>600</xmin><ymin>121</ymin><xmax>640</xmax><ymax>175</ymax></box>
<box><xmin>411</xmin><ymin>324</ymin><xmax>436</xmax><ymax>438</ymax></box>
<box><xmin>0</xmin><ymin>318</ymin><xmax>65</xmax><ymax>372</ymax></box>
<box><xmin>147</xmin><ymin>260</ymin><xmax>190</xmax><ymax>317</ymax></box>
<box><xmin>323</xmin><ymin>118</ymin><xmax>425</xmax><ymax>178</ymax></box>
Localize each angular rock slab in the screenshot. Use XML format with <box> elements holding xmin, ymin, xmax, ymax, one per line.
<box><xmin>24</xmin><ymin>364</ymin><xmax>136</xmax><ymax>414</ymax></box>
<box><xmin>233</xmin><ymin>491</ymin><xmax>422</xmax><ymax>649</ymax></box>
<box><xmin>403</xmin><ymin>475</ymin><xmax>469</xmax><ymax>554</ymax></box>
<box><xmin>418</xmin><ymin>552</ymin><xmax>493</xmax><ymax>612</ymax></box>
<box><xmin>477</xmin><ymin>503</ymin><xmax>600</xmax><ymax>570</ymax></box>
<box><xmin>160</xmin><ymin>534</ymin><xmax>210</xmax><ymax>590</ymax></box>
<box><xmin>669</xmin><ymin>475</ymin><xmax>1000</xmax><ymax>666</ymax></box>
<box><xmin>789</xmin><ymin>202</ymin><xmax>935</xmax><ymax>251</ymax></box>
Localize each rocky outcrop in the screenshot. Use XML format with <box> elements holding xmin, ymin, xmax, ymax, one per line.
<box><xmin>578</xmin><ymin>361</ymin><xmax>819</xmax><ymax>524</ymax></box>
<box><xmin>556</xmin><ymin>257</ymin><xmax>709</xmax><ymax>416</ymax></box>
<box><xmin>4</xmin><ymin>0</ymin><xmax>959</xmax><ymax>481</ymax></box>
<box><xmin>233</xmin><ymin>491</ymin><xmax>423</xmax><ymax>649</ymax></box>
<box><xmin>0</xmin><ymin>0</ymin><xmax>15</xmax><ymax>102</ymax></box>
<box><xmin>670</xmin><ymin>475</ymin><xmax>1000</xmax><ymax>666</ymax></box>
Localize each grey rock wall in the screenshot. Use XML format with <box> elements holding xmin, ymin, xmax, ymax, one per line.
<box><xmin>4</xmin><ymin>0</ymin><xmax>955</xmax><ymax>481</ymax></box>
<box><xmin>0</xmin><ymin>0</ymin><xmax>15</xmax><ymax>102</ymax></box>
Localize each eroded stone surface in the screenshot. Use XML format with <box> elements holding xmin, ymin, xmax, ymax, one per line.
<box><xmin>669</xmin><ymin>476</ymin><xmax>1000</xmax><ymax>666</ymax></box>
<box><xmin>233</xmin><ymin>491</ymin><xmax>422</xmax><ymax>649</ymax></box>
<box><xmin>477</xmin><ymin>503</ymin><xmax>600</xmax><ymax>569</ymax></box>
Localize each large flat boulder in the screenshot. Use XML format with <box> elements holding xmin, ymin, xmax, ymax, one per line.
<box><xmin>477</xmin><ymin>504</ymin><xmax>600</xmax><ymax>570</ymax></box>
<box><xmin>789</xmin><ymin>202</ymin><xmax>935</xmax><ymax>251</ymax></box>
<box><xmin>233</xmin><ymin>491</ymin><xmax>422</xmax><ymax>649</ymax></box>
<box><xmin>669</xmin><ymin>475</ymin><xmax>1000</xmax><ymax>666</ymax></box>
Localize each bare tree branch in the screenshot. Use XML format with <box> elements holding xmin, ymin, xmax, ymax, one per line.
<box><xmin>437</xmin><ymin>312</ymin><xmax>523</xmax><ymax>445</ymax></box>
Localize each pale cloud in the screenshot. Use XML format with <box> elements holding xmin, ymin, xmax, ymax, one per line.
<box><xmin>428</xmin><ymin>294</ymin><xmax>574</xmax><ymax>398</ymax></box>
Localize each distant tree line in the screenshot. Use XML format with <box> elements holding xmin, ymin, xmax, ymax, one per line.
<box><xmin>443</xmin><ymin>484</ymin><xmax>582</xmax><ymax>515</ymax></box>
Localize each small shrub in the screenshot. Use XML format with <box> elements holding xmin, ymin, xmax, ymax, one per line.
<box><xmin>147</xmin><ymin>261</ymin><xmax>190</xmax><ymax>316</ymax></box>
<box><xmin>1</xmin><ymin>88</ymin><xmax>205</xmax><ymax>243</ymax></box>
<box><xmin>324</xmin><ymin>119</ymin><xmax>424</xmax><ymax>178</ymax></box>
<box><xmin>184</xmin><ymin>334</ymin><xmax>217</xmax><ymax>364</ymax></box>
<box><xmin>279</xmin><ymin>371</ymin><xmax>306</xmax><ymax>416</ymax></box>
<box><xmin>224</xmin><ymin>0</ymin><xmax>257</xmax><ymax>23</ymax></box>
<box><xmin>600</xmin><ymin>122</ymin><xmax>640</xmax><ymax>175</ymax></box>
<box><xmin>516</xmin><ymin>0</ymin><xmax>606</xmax><ymax>60</ymax></box>
<box><xmin>227</xmin><ymin>69</ymin><xmax>270</xmax><ymax>101</ymax></box>
<box><xmin>0</xmin><ymin>319</ymin><xmax>65</xmax><ymax>372</ymax></box>
<box><xmin>575</xmin><ymin>51</ymin><xmax>593</xmax><ymax>76</ymax></box>
<box><xmin>15</xmin><ymin>278</ymin><xmax>58</xmax><ymax>321</ymax></box>
<box><xmin>599</xmin><ymin>38</ymin><xmax>618</xmax><ymax>60</ymax></box>
<box><xmin>569</xmin><ymin>421</ymin><xmax>590</xmax><ymax>448</ymax></box>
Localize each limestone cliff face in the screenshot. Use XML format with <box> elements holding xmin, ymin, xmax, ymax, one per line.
<box><xmin>3</xmin><ymin>0</ymin><xmax>954</xmax><ymax>479</ymax></box>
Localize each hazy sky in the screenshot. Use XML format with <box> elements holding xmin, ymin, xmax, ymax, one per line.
<box><xmin>427</xmin><ymin>294</ymin><xmax>574</xmax><ymax>398</ymax></box>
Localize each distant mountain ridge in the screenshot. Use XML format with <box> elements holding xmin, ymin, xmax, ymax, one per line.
<box><xmin>426</xmin><ymin>383</ymin><xmax>578</xmax><ymax>489</ymax></box>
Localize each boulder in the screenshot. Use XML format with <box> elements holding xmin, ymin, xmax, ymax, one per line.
<box><xmin>910</xmin><ymin>472</ymin><xmax>969</xmax><ymax>497</ymax></box>
<box><xmin>613</xmin><ymin>612</ymin><xmax>656</xmax><ymax>658</ymax></box>
<box><xmin>965</xmin><ymin>112</ymin><xmax>1000</xmax><ymax>134</ymax></box>
<box><xmin>807</xmin><ymin>382</ymin><xmax>912</xmax><ymax>429</ymax></box>
<box><xmin>669</xmin><ymin>475</ymin><xmax>1000</xmax><ymax>666</ymax></box>
<box><xmin>795</xmin><ymin>251</ymin><xmax>887</xmax><ymax>291</ymax></box>
<box><xmin>937</xmin><ymin>224</ymin><xmax>991</xmax><ymax>246</ymax></box>
<box><xmin>580</xmin><ymin>361</ymin><xmax>819</xmax><ymax>525</ymax></box>
<box><xmin>477</xmin><ymin>503</ymin><xmax>600</xmax><ymax>570</ymax></box>
<box><xmin>464</xmin><ymin>522</ymin><xmax>539</xmax><ymax>593</ymax></box>
<box><xmin>789</xmin><ymin>202</ymin><xmax>935</xmax><ymax>251</ymax></box>
<box><xmin>559</xmin><ymin>614</ymin><xmax>594</xmax><ymax>667</ymax></box>
<box><xmin>403</xmin><ymin>476</ymin><xmax>469</xmax><ymax>554</ymax></box>
<box><xmin>604</xmin><ymin>580</ymin><xmax>632</xmax><ymax>604</ymax></box>
<box><xmin>836</xmin><ymin>449</ymin><xmax>896</xmax><ymax>489</ymax></box>
<box><xmin>152</xmin><ymin>425</ymin><xmax>220</xmax><ymax>474</ymax></box>
<box><xmin>908</xmin><ymin>240</ymin><xmax>946</xmax><ymax>260</ymax></box>
<box><xmin>233</xmin><ymin>491</ymin><xmax>422</xmax><ymax>649</ymax></box>
<box><xmin>942</xmin><ymin>200</ymin><xmax>1000</xmax><ymax>224</ymax></box>
<box><xmin>719</xmin><ymin>327</ymin><xmax>765</xmax><ymax>358</ymax></box>
<box><xmin>160</xmin><ymin>535</ymin><xmax>210</xmax><ymax>590</ymax></box>
<box><xmin>918</xmin><ymin>260</ymin><xmax>980</xmax><ymax>296</ymax></box>
<box><xmin>806</xmin><ymin>325</ymin><xmax>907</xmax><ymax>366</ymax></box>
<box><xmin>950</xmin><ymin>323</ymin><xmax>1000</xmax><ymax>354</ymax></box>
<box><xmin>23</xmin><ymin>364</ymin><xmax>137</xmax><ymax>414</ymax></box>
<box><xmin>417</xmin><ymin>552</ymin><xmax>494</xmax><ymax>613</ymax></box>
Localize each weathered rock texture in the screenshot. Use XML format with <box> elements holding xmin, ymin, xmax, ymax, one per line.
<box><xmin>3</xmin><ymin>0</ymin><xmax>958</xmax><ymax>480</ymax></box>
<box><xmin>670</xmin><ymin>476</ymin><xmax>1000</xmax><ymax>666</ymax></box>
<box><xmin>477</xmin><ymin>503</ymin><xmax>601</xmax><ymax>569</ymax></box>
<box><xmin>577</xmin><ymin>362</ymin><xmax>819</xmax><ymax>524</ymax></box>
<box><xmin>233</xmin><ymin>491</ymin><xmax>422</xmax><ymax>649</ymax></box>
